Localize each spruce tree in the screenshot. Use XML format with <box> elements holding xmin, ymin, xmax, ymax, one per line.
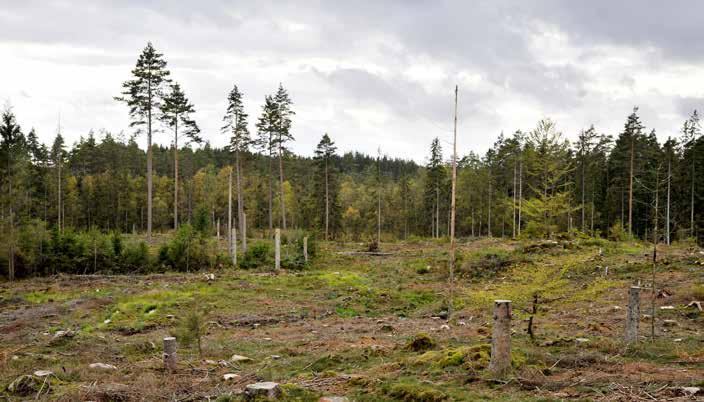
<box><xmin>255</xmin><ymin>95</ymin><xmax>278</xmax><ymax>232</ymax></box>
<box><xmin>314</xmin><ymin>133</ymin><xmax>340</xmax><ymax>240</ymax></box>
<box><xmin>223</xmin><ymin>84</ymin><xmax>250</xmax><ymax>251</ymax></box>
<box><xmin>0</xmin><ymin>105</ymin><xmax>27</xmax><ymax>280</ymax></box>
<box><xmin>522</xmin><ymin>119</ymin><xmax>573</xmax><ymax>238</ymax></box>
<box><xmin>115</xmin><ymin>42</ymin><xmax>171</xmax><ymax>241</ymax></box>
<box><xmin>273</xmin><ymin>84</ymin><xmax>295</xmax><ymax>230</ymax></box>
<box><xmin>50</xmin><ymin>133</ymin><xmax>65</xmax><ymax>232</ymax></box>
<box><xmin>423</xmin><ymin>138</ymin><xmax>445</xmax><ymax>237</ymax></box>
<box><xmin>161</xmin><ymin>82</ymin><xmax>201</xmax><ymax>229</ymax></box>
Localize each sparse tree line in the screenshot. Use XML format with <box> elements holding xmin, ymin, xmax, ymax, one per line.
<box><xmin>1</xmin><ymin>42</ymin><xmax>703</xmax><ymax>279</ymax></box>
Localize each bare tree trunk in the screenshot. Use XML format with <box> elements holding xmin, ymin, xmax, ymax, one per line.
<box><xmin>173</xmin><ymin>119</ymin><xmax>179</xmax><ymax>230</ymax></box>
<box><xmin>278</xmin><ymin>144</ymin><xmax>287</xmax><ymax>231</ymax></box>
<box><xmin>147</xmin><ymin>99</ymin><xmax>153</xmax><ymax>242</ymax></box>
<box><xmin>628</xmin><ymin>135</ymin><xmax>634</xmax><ymax>238</ymax></box>
<box><xmin>691</xmin><ymin>160</ymin><xmax>695</xmax><ymax>238</ymax></box>
<box><xmin>377</xmin><ymin>147</ymin><xmax>382</xmax><ymax>246</ymax></box>
<box><xmin>512</xmin><ymin>161</ymin><xmax>517</xmax><ymax>238</ymax></box>
<box><xmin>274</xmin><ymin>228</ymin><xmax>281</xmax><ymax>270</ymax></box>
<box><xmin>651</xmin><ymin>166</ymin><xmax>659</xmax><ymax>341</ymax></box>
<box><xmin>666</xmin><ymin>156</ymin><xmax>671</xmax><ymax>245</ymax></box>
<box><xmin>518</xmin><ymin>159</ymin><xmax>522</xmax><ymax>236</ymax></box>
<box><xmin>487</xmin><ymin>179</ymin><xmax>492</xmax><ymax>237</ymax></box>
<box><xmin>435</xmin><ymin>187</ymin><xmax>439</xmax><ymax>238</ymax></box>
<box><xmin>581</xmin><ymin>150</ymin><xmax>586</xmax><ymax>231</ymax></box>
<box><xmin>228</xmin><ymin>168</ymin><xmax>233</xmax><ymax>258</ymax></box>
<box><xmin>448</xmin><ymin>85</ymin><xmax>458</xmax><ymax>320</ymax></box>
<box><xmin>267</xmin><ymin>138</ymin><xmax>273</xmax><ymax>232</ymax></box>
<box><xmin>235</xmin><ymin>150</ymin><xmax>246</xmax><ymax>252</ymax></box>
<box><xmin>57</xmin><ymin>155</ymin><xmax>62</xmax><ymax>232</ymax></box>
<box><xmin>325</xmin><ymin>156</ymin><xmax>329</xmax><ymax>241</ymax></box>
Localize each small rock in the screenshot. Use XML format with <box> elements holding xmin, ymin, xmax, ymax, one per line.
<box><xmin>263</xmin><ymin>337</ymin><xmax>272</xmax><ymax>341</ymax></box>
<box><xmin>33</xmin><ymin>370</ymin><xmax>53</xmax><ymax>377</ymax></box>
<box><xmin>319</xmin><ymin>397</ymin><xmax>349</xmax><ymax>402</ymax></box>
<box><xmin>270</xmin><ymin>355</ymin><xmax>281</xmax><ymax>360</ymax></box>
<box><xmin>611</xmin><ymin>306</ymin><xmax>622</xmax><ymax>311</ymax></box>
<box><xmin>660</xmin><ymin>305</ymin><xmax>675</xmax><ymax>310</ymax></box>
<box><xmin>204</xmin><ymin>359</ymin><xmax>218</xmax><ymax>365</ymax></box>
<box><xmin>575</xmin><ymin>338</ymin><xmax>590</xmax><ymax>344</ymax></box>
<box><xmin>103</xmin><ymin>319</ymin><xmax>111</xmax><ymax>324</ymax></box>
<box><xmin>89</xmin><ymin>363</ymin><xmax>117</xmax><ymax>370</ymax></box>
<box><xmin>230</xmin><ymin>354</ymin><xmax>252</xmax><ymax>363</ymax></box>
<box><xmin>680</xmin><ymin>387</ymin><xmax>701</xmax><ymax>396</ymax></box>
<box><xmin>53</xmin><ymin>330</ymin><xmax>75</xmax><ymax>339</ymax></box>
<box><xmin>674</xmin><ymin>338</ymin><xmax>683</xmax><ymax>342</ymax></box>
<box><xmin>166</xmin><ymin>314</ymin><xmax>175</xmax><ymax>319</ymax></box>
<box><xmin>663</xmin><ymin>319</ymin><xmax>678</xmax><ymax>327</ymax></box>
<box><xmin>439</xmin><ymin>324</ymin><xmax>450</xmax><ymax>331</ymax></box>
<box><xmin>245</xmin><ymin>382</ymin><xmax>281</xmax><ymax>399</ymax></box>
<box><xmin>223</xmin><ymin>373</ymin><xmax>240</xmax><ymax>380</ymax></box>
<box><xmin>458</xmin><ymin>321</ymin><xmax>467</xmax><ymax>326</ymax></box>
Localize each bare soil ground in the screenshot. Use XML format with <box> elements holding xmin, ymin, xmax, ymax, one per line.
<box><xmin>0</xmin><ymin>238</ymin><xmax>702</xmax><ymax>401</ymax></box>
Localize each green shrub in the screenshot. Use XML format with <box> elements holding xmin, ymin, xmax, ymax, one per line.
<box><xmin>158</xmin><ymin>225</ymin><xmax>211</xmax><ymax>272</ymax></box>
<box><xmin>120</xmin><ymin>240</ymin><xmax>151</xmax><ymax>273</ymax></box>
<box><xmin>239</xmin><ymin>241</ymin><xmax>271</xmax><ymax>269</ymax></box>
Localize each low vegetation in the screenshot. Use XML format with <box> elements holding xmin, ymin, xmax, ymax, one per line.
<box><xmin>0</xmin><ymin>237</ymin><xmax>702</xmax><ymax>401</ymax></box>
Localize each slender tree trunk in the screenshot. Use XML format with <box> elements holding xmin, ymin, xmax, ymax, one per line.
<box><xmin>518</xmin><ymin>159</ymin><xmax>522</xmax><ymax>236</ymax></box>
<box><xmin>487</xmin><ymin>179</ymin><xmax>492</xmax><ymax>237</ymax></box>
<box><xmin>325</xmin><ymin>156</ymin><xmax>329</xmax><ymax>240</ymax></box>
<box><xmin>512</xmin><ymin>161</ymin><xmax>517</xmax><ymax>238</ymax></box>
<box><xmin>651</xmin><ymin>167</ymin><xmax>659</xmax><ymax>341</ymax></box>
<box><xmin>448</xmin><ymin>85</ymin><xmax>458</xmax><ymax>319</ymax></box>
<box><xmin>581</xmin><ymin>151</ymin><xmax>586</xmax><ymax>231</ymax></box>
<box><xmin>691</xmin><ymin>160</ymin><xmax>695</xmax><ymax>237</ymax></box>
<box><xmin>267</xmin><ymin>136</ymin><xmax>273</xmax><ymax>232</ymax></box>
<box><xmin>147</xmin><ymin>82</ymin><xmax>153</xmax><ymax>242</ymax></box>
<box><xmin>628</xmin><ymin>135</ymin><xmax>634</xmax><ymax>237</ymax></box>
<box><xmin>377</xmin><ymin>149</ymin><xmax>382</xmax><ymax>245</ymax></box>
<box><xmin>228</xmin><ymin>168</ymin><xmax>233</xmax><ymax>257</ymax></box>
<box><xmin>666</xmin><ymin>156</ymin><xmax>671</xmax><ymax>245</ymax></box>
<box><xmin>235</xmin><ymin>150</ymin><xmax>246</xmax><ymax>252</ymax></box>
<box><xmin>57</xmin><ymin>157</ymin><xmax>62</xmax><ymax>232</ymax></box>
<box><xmin>590</xmin><ymin>190</ymin><xmax>595</xmax><ymax>234</ymax></box>
<box><xmin>435</xmin><ymin>186</ymin><xmax>439</xmax><ymax>238</ymax></box>
<box><xmin>173</xmin><ymin>119</ymin><xmax>179</xmax><ymax>230</ymax></box>
<box><xmin>278</xmin><ymin>142</ymin><xmax>287</xmax><ymax>231</ymax></box>
<box><xmin>7</xmin><ymin>156</ymin><xmax>15</xmax><ymax>281</ymax></box>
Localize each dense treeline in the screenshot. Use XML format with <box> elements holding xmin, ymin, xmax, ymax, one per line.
<box><xmin>2</xmin><ymin>42</ymin><xmax>703</xmax><ymax>279</ymax></box>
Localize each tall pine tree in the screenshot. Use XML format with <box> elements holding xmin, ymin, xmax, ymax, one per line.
<box><xmin>161</xmin><ymin>82</ymin><xmax>201</xmax><ymax>229</ymax></box>
<box><xmin>115</xmin><ymin>42</ymin><xmax>171</xmax><ymax>241</ymax></box>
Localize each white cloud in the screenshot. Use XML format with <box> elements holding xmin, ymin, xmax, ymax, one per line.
<box><xmin>1</xmin><ymin>1</ymin><xmax>703</xmax><ymax>162</ymax></box>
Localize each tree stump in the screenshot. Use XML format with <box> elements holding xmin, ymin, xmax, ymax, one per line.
<box><xmin>488</xmin><ymin>300</ymin><xmax>512</xmax><ymax>376</ymax></box>
<box><xmin>245</xmin><ymin>382</ymin><xmax>281</xmax><ymax>399</ymax></box>
<box><xmin>275</xmin><ymin>228</ymin><xmax>281</xmax><ymax>270</ymax></box>
<box><xmin>625</xmin><ymin>286</ymin><xmax>640</xmax><ymax>344</ymax></box>
<box><xmin>163</xmin><ymin>337</ymin><xmax>177</xmax><ymax>372</ymax></box>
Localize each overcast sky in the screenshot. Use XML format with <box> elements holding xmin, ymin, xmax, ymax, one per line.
<box><xmin>1</xmin><ymin>1</ymin><xmax>703</xmax><ymax>162</ymax></box>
